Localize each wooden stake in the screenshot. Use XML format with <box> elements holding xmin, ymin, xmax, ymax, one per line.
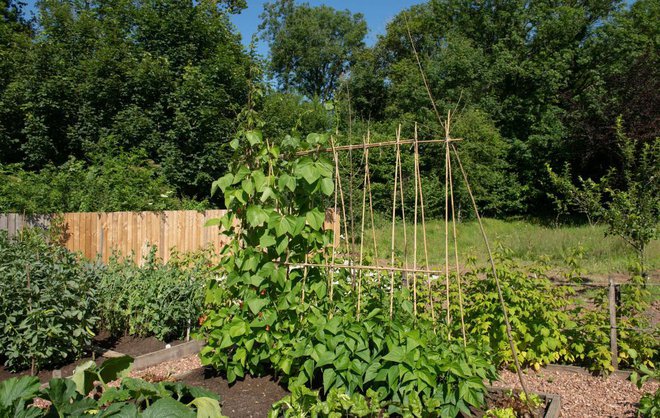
<box><xmin>357</xmin><ymin>135</ymin><xmax>369</xmax><ymax>320</ymax></box>
<box><xmin>446</xmin><ymin>127</ymin><xmax>467</xmax><ymax>345</ymax></box>
<box><xmin>415</xmin><ymin>123</ymin><xmax>434</xmax><ymax>320</ymax></box>
<box><xmin>413</xmin><ymin>127</ymin><xmax>420</xmax><ymax>317</ymax></box>
<box><xmin>451</xmin><ymin>143</ymin><xmax>531</xmax><ymax>401</ymax></box>
<box><xmin>389</xmin><ymin>126</ymin><xmax>402</xmax><ymax>319</ymax></box>
<box><xmin>609</xmin><ymin>276</ymin><xmax>619</xmax><ymax>370</ymax></box>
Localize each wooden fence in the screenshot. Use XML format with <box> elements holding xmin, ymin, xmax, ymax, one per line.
<box><xmin>0</xmin><ymin>211</ymin><xmax>228</xmax><ymax>263</ymax></box>
<box><xmin>1</xmin><ymin>209</ymin><xmax>339</xmax><ymax>263</ymax></box>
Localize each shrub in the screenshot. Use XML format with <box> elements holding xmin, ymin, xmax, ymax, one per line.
<box><xmin>0</xmin><ymin>229</ymin><xmax>98</xmax><ymax>372</ymax></box>
<box><xmin>95</xmin><ymin>247</ymin><xmax>212</xmax><ymax>341</ymax></box>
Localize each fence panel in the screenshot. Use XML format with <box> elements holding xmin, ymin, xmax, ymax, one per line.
<box><xmin>1</xmin><ymin>209</ymin><xmax>338</xmax><ymax>263</ymax></box>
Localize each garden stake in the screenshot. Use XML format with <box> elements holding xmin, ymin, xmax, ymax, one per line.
<box><xmin>414</xmin><ymin>123</ymin><xmax>434</xmax><ymax>321</ymax></box>
<box><xmin>365</xmin><ymin>132</ymin><xmax>379</xmax><ymax>276</ymax></box>
<box><xmin>357</xmin><ymin>134</ymin><xmax>369</xmax><ymax>320</ymax></box>
<box><xmin>446</xmin><ymin>124</ymin><xmax>467</xmax><ymax>346</ymax></box>
<box><xmin>451</xmin><ymin>143</ymin><xmax>532</xmax><ymax>403</ymax></box>
<box><xmin>444</xmin><ymin>126</ymin><xmax>452</xmax><ymax>332</ymax></box>
<box><xmin>609</xmin><ymin>276</ymin><xmax>619</xmax><ymax>370</ymax></box>
<box><xmin>329</xmin><ymin>137</ymin><xmax>340</xmax><ymax>304</ymax></box>
<box><xmin>413</xmin><ymin>125</ymin><xmax>420</xmax><ymax>317</ymax></box>
<box><xmin>389</xmin><ymin>126</ymin><xmax>402</xmax><ymax>319</ymax></box>
<box><xmin>398</xmin><ymin>127</ymin><xmax>409</xmax><ymax>285</ymax></box>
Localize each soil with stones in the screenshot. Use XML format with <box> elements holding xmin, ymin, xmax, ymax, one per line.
<box><xmin>0</xmin><ymin>333</ymin><xmax>183</xmax><ymax>383</ymax></box>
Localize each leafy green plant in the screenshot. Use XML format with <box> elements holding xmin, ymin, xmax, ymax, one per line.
<box><xmin>200</xmin><ymin>128</ymin><xmax>498</xmax><ymax>417</ymax></box>
<box><xmin>0</xmin><ymin>356</ymin><xmax>225</xmax><ymax>417</ymax></box>
<box><xmin>460</xmin><ymin>260</ymin><xmax>576</xmax><ymax>370</ymax></box>
<box><xmin>0</xmin><ymin>229</ymin><xmax>98</xmax><ymax>372</ymax></box>
<box><xmin>637</xmin><ymin>389</ymin><xmax>660</xmax><ymax>418</ymax></box>
<box><xmin>96</xmin><ymin>246</ymin><xmax>212</xmax><ymax>341</ymax></box>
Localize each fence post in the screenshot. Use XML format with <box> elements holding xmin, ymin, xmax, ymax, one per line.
<box><xmin>608</xmin><ymin>276</ymin><xmax>618</xmax><ymax>370</ymax></box>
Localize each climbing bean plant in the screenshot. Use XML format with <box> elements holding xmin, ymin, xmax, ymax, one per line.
<box><xmin>200</xmin><ymin>130</ymin><xmax>335</xmax><ymax>381</ymax></box>
<box><xmin>199</xmin><ymin>130</ymin><xmax>498</xmax><ymax>417</ymax></box>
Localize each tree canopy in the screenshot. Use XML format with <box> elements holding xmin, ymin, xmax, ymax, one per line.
<box><xmin>259</xmin><ymin>0</ymin><xmax>367</xmax><ymax>101</ymax></box>
<box><xmin>0</xmin><ymin>0</ymin><xmax>656</xmax><ymax>222</ymax></box>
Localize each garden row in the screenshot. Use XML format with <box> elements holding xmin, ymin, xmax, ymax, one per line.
<box><xmin>0</xmin><ymin>131</ymin><xmax>657</xmax><ymax>416</ymax></box>
<box><xmin>0</xmin><ymin>228</ymin><xmax>212</xmax><ymax>373</ymax></box>
<box><xmin>196</xmin><ymin>130</ymin><xmax>658</xmax><ymax>417</ymax></box>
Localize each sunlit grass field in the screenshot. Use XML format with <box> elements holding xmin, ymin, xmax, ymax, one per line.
<box><xmin>346</xmin><ymin>216</ymin><xmax>659</xmax><ymax>278</ymax></box>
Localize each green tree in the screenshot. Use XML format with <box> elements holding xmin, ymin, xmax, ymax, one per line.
<box><xmin>259</xmin><ymin>0</ymin><xmax>367</xmax><ymax>100</ymax></box>
<box><xmin>0</xmin><ymin>0</ymin><xmax>251</xmax><ymax>201</ymax></box>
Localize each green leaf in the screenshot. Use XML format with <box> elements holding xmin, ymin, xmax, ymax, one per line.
<box><xmin>204</xmin><ymin>218</ymin><xmax>221</xmax><ymax>227</ymax></box>
<box><xmin>320</xmin><ymin>178</ymin><xmax>334</xmax><ymax>196</ymax></box>
<box><xmin>275</xmin><ymin>236</ymin><xmax>289</xmax><ymax>255</ymax></box>
<box><xmin>95</xmin><ymin>402</ymin><xmax>139</xmax><ymax>417</ymax></box>
<box><xmin>142</xmin><ymin>397</ymin><xmax>195</xmax><ymax>418</ymax></box>
<box><xmin>99</xmin><ymin>356</ymin><xmax>134</xmax><ymax>384</ymax></box>
<box><xmin>295</xmin><ymin>158</ymin><xmax>320</xmax><ymax>184</ymax></box>
<box><xmin>247</xmin><ymin>297</ymin><xmax>268</xmax><ymax>315</ymax></box>
<box><xmin>363</xmin><ymin>361</ymin><xmax>381</xmax><ymax>384</ymax></box>
<box><xmin>306</xmin><ymin>208</ymin><xmax>325</xmax><ymax>230</ymax></box>
<box><xmin>70</xmin><ymin>360</ymin><xmax>97</xmax><ymax>395</ymax></box>
<box><xmin>189</xmin><ymin>397</ymin><xmax>227</xmax><ymax>418</ymax></box>
<box><xmin>259</xmin><ymin>232</ymin><xmax>276</xmax><ymax>248</ymax></box>
<box><xmin>246</xmin><ymin>131</ymin><xmax>263</xmax><ymax>146</ymax></box>
<box><xmin>246</xmin><ymin>206</ymin><xmax>268</xmax><ymax>227</ymax></box>
<box><xmin>323</xmin><ymin>368</ymin><xmax>337</xmax><ymax>392</ymax></box>
<box><xmin>278</xmin><ymin>174</ymin><xmax>296</xmax><ymax>192</ymax></box>
<box><xmin>382</xmin><ymin>346</ymin><xmax>405</xmax><ymax>363</ymax></box>
<box><xmin>0</xmin><ymin>376</ymin><xmax>40</xmax><ymax>409</ymax></box>
<box><xmin>213</xmin><ymin>174</ymin><xmax>234</xmax><ymax>195</ymax></box>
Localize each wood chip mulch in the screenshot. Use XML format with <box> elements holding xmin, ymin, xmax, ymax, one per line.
<box><xmin>493</xmin><ymin>367</ymin><xmax>659</xmax><ymax>418</ymax></box>
<box><xmin>97</xmin><ymin>356</ymin><xmax>660</xmax><ymax>418</ymax></box>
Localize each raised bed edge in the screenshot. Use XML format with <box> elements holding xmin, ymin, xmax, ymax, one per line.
<box><xmin>487</xmin><ymin>386</ymin><xmax>561</xmax><ymax>418</ymax></box>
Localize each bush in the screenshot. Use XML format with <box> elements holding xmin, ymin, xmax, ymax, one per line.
<box><xmin>0</xmin><ymin>229</ymin><xmax>98</xmax><ymax>372</ymax></box>
<box><xmin>95</xmin><ymin>247</ymin><xmax>212</xmax><ymax>341</ymax></box>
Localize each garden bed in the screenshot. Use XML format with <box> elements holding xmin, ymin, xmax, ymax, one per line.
<box><xmin>0</xmin><ymin>333</ymin><xmax>185</xmax><ymax>383</ymax></box>
<box><xmin>134</xmin><ymin>354</ymin><xmax>657</xmax><ymax>417</ymax></box>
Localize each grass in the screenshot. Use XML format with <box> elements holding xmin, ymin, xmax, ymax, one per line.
<box><xmin>347</xmin><ymin>216</ymin><xmax>659</xmax><ymax>278</ymax></box>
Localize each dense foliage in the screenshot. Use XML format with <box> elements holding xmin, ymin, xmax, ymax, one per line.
<box><xmin>199</xmin><ymin>129</ymin><xmax>499</xmax><ymax>417</ymax></box>
<box><xmin>0</xmin><ymin>0</ymin><xmax>250</xmax><ymax>203</ymax></box>
<box><xmin>0</xmin><ymin>229</ymin><xmax>97</xmax><ymax>371</ymax></box>
<box><xmin>459</xmin><ymin>255</ymin><xmax>658</xmax><ymax>373</ymax></box>
<box><xmin>0</xmin><ymin>229</ymin><xmax>214</xmax><ymax>371</ymax></box>
<box><xmin>0</xmin><ymin>356</ymin><xmax>225</xmax><ymax>417</ymax></box>
<box><xmin>96</xmin><ymin>247</ymin><xmax>213</xmax><ymax>341</ymax></box>
<box><xmin>1</xmin><ymin>0</ymin><xmax>656</xmax><ymax>220</ymax></box>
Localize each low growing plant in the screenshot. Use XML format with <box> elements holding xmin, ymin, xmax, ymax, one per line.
<box><xmin>0</xmin><ymin>356</ymin><xmax>225</xmax><ymax>417</ymax></box>
<box><xmin>96</xmin><ymin>246</ymin><xmax>213</xmax><ymax>341</ymax></box>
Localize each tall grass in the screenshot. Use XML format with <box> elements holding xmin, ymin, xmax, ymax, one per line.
<box><xmin>351</xmin><ymin>215</ymin><xmax>659</xmax><ymax>278</ymax></box>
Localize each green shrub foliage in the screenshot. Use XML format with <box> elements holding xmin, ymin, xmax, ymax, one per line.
<box><xmin>0</xmin><ymin>229</ymin><xmax>97</xmax><ymax>371</ymax></box>
<box><xmin>96</xmin><ymin>247</ymin><xmax>213</xmax><ymax>341</ymax></box>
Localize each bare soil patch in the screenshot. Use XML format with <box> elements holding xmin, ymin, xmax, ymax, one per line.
<box><xmin>0</xmin><ymin>333</ymin><xmax>183</xmax><ymax>383</ymax></box>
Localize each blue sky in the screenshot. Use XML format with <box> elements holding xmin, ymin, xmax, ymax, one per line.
<box><xmin>21</xmin><ymin>0</ymin><xmax>426</xmax><ymax>57</ymax></box>
<box><xmin>231</xmin><ymin>0</ymin><xmax>426</xmax><ymax>56</ymax></box>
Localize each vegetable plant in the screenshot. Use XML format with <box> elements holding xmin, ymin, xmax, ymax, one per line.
<box><xmin>199</xmin><ymin>129</ymin><xmax>498</xmax><ymax>417</ymax></box>
<box><xmin>0</xmin><ymin>356</ymin><xmax>225</xmax><ymax>417</ymax></box>
<box><xmin>0</xmin><ymin>229</ymin><xmax>98</xmax><ymax>372</ymax></box>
